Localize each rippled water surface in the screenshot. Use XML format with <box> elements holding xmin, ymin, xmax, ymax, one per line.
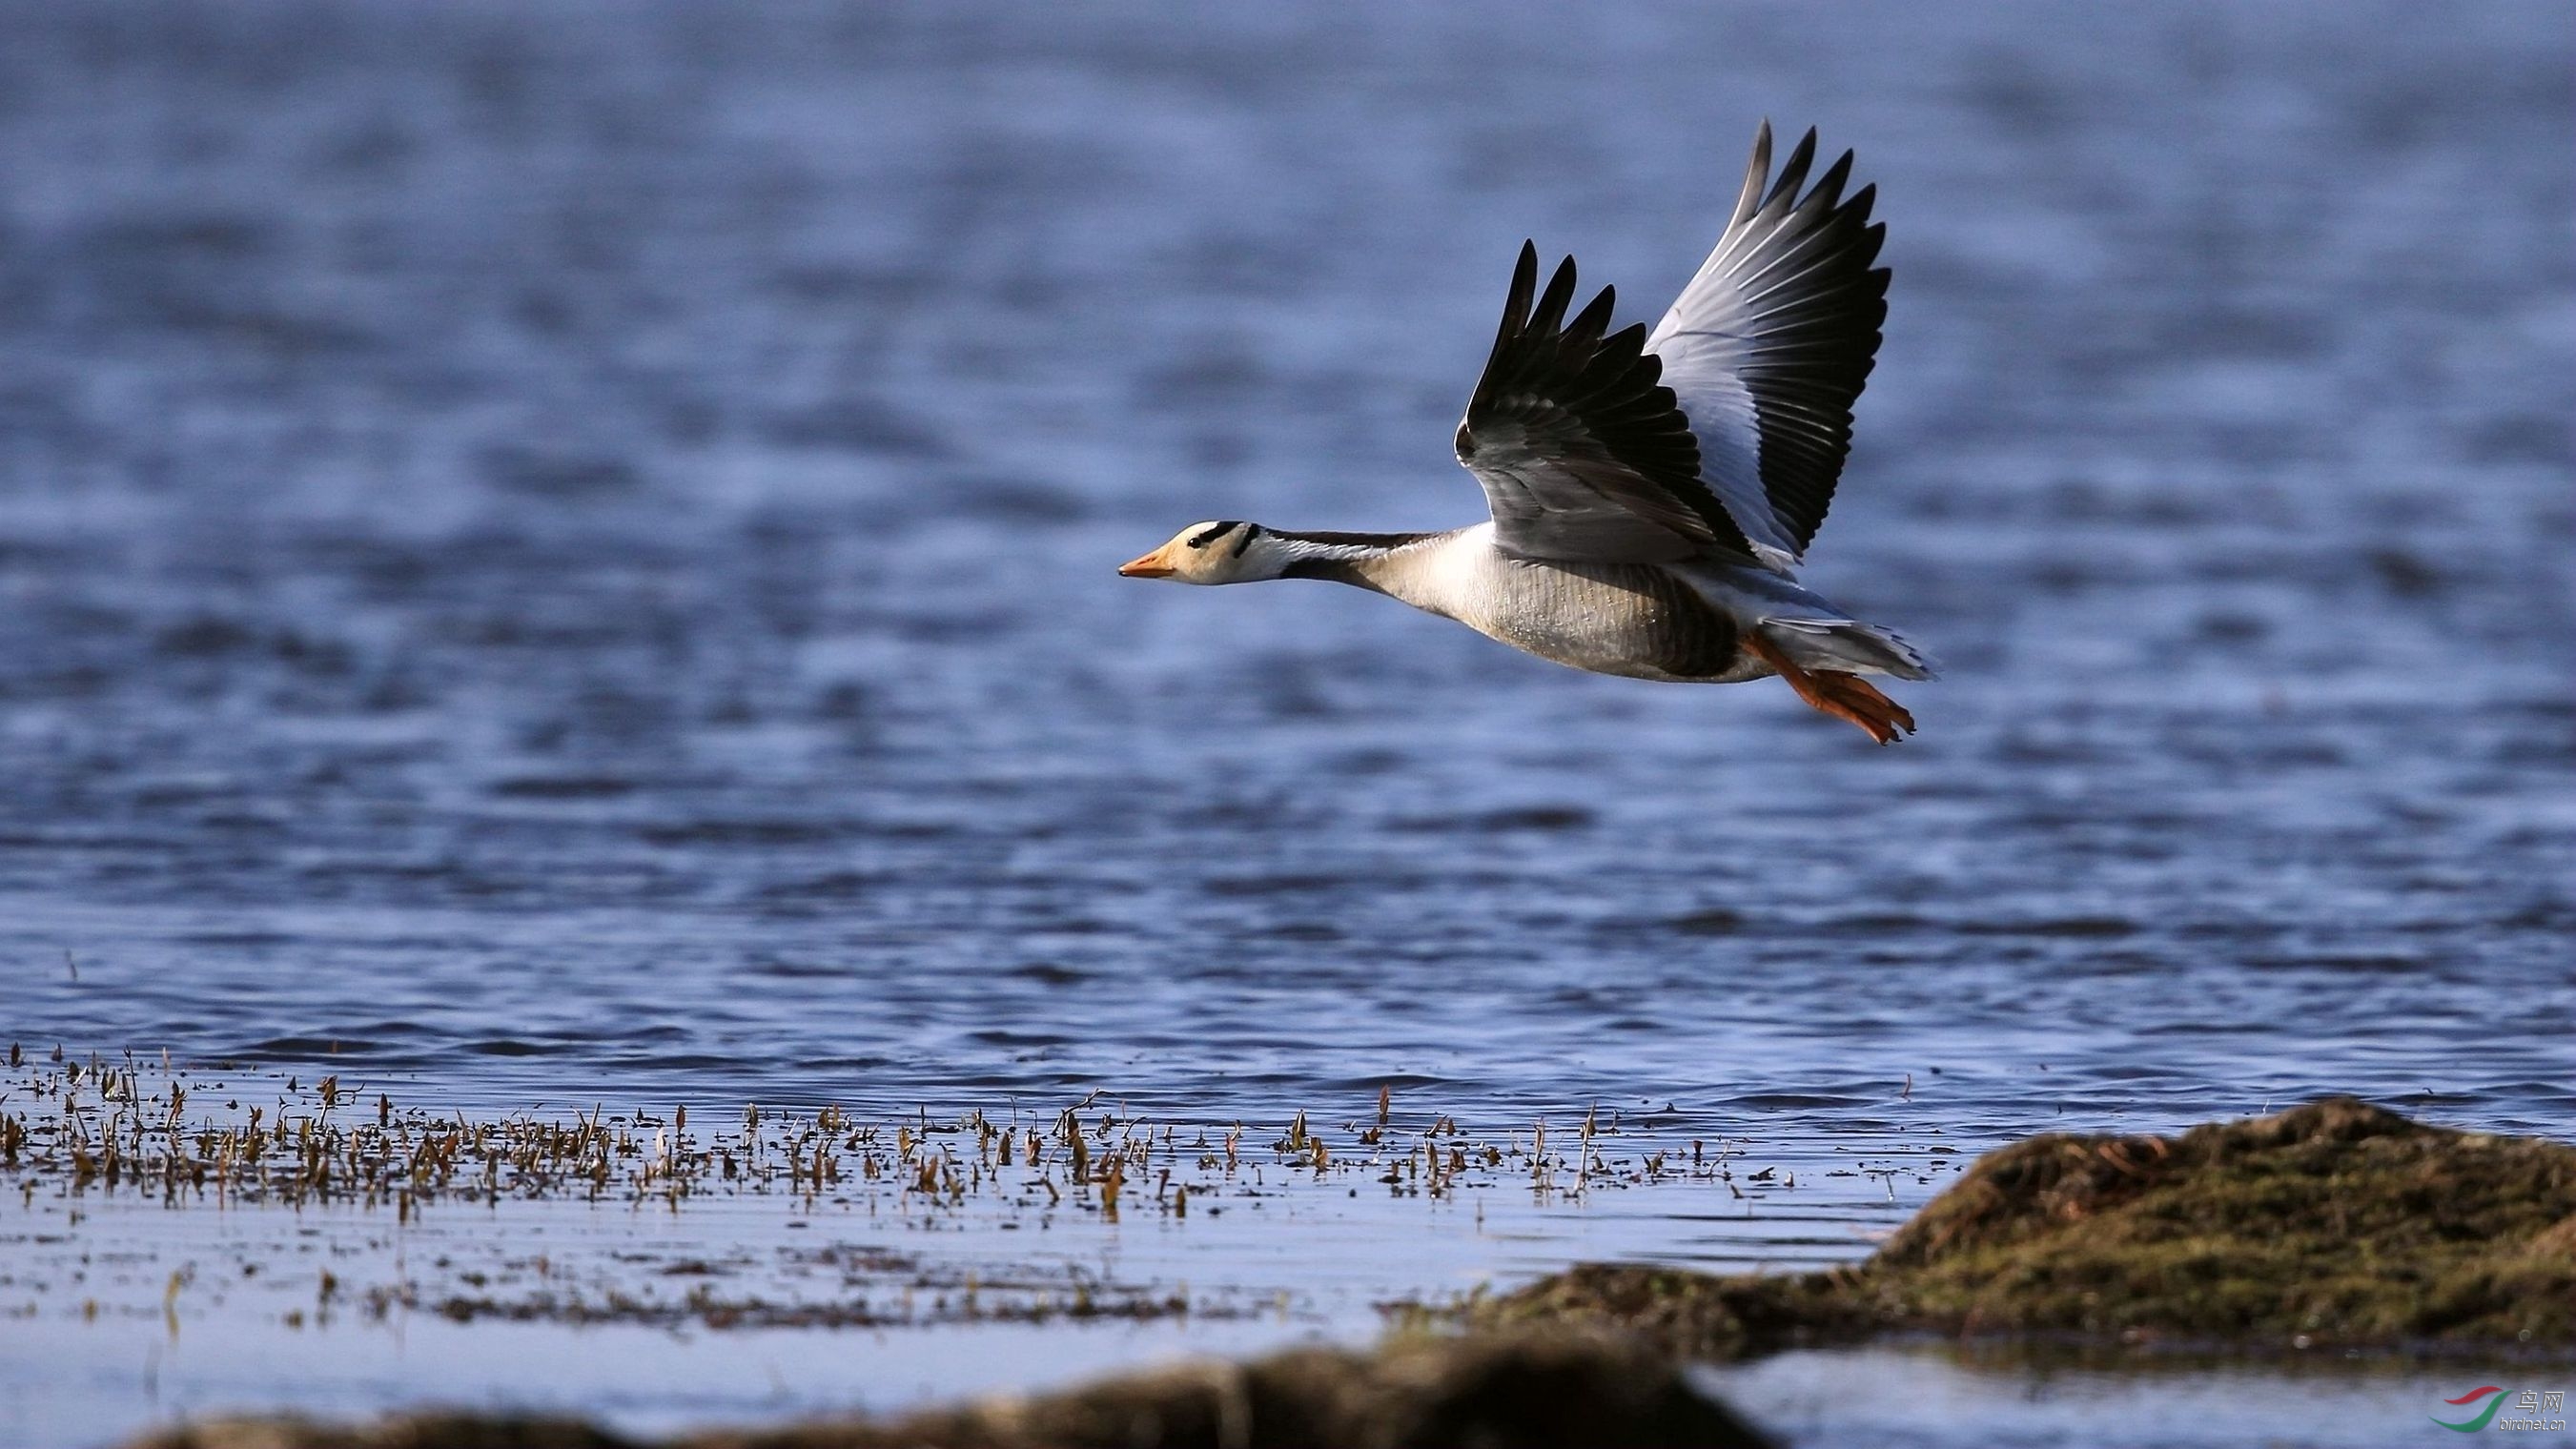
<box><xmin>0</xmin><ymin>1</ymin><xmax>2568</xmax><ymax>1444</ymax></box>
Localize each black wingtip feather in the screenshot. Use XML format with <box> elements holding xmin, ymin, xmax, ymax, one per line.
<box><xmin>1810</xmin><ymin>151</ymin><xmax>1856</xmax><ymax>210</ymax></box>
<box><xmin>1529</xmin><ymin>255</ymin><xmax>1581</xmax><ymax>337</ymax></box>
<box><xmin>1476</xmin><ymin>243</ymin><xmax>1544</xmax><ymax>407</ymax></box>
<box><xmin>1733</xmin><ymin>121</ymin><xmax>1776</xmax><ymax>230</ymax></box>
<box><xmin>1764</xmin><ymin>129</ymin><xmax>1819</xmax><ymax>210</ymax></box>
<box><xmin>1562</xmin><ymin>284</ymin><xmax>1618</xmax><ymax>356</ymax></box>
<box><xmin>1857</xmin><ymin>220</ymin><xmax>1888</xmax><ymax>269</ymax></box>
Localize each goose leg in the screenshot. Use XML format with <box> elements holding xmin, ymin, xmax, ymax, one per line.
<box><xmin>1745</xmin><ymin>631</ymin><xmax>1915</xmax><ymax>745</ymax></box>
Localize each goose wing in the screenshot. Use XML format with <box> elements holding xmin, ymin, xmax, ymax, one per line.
<box><xmin>1454</xmin><ymin>242</ymin><xmax>1756</xmax><ymax>565</ymax></box>
<box><xmin>1646</xmin><ymin>122</ymin><xmax>1890</xmax><ymax>571</ymax></box>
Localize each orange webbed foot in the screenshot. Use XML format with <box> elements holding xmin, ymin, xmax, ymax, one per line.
<box><xmin>1746</xmin><ymin>632</ymin><xmax>1917</xmax><ymax>745</ymax></box>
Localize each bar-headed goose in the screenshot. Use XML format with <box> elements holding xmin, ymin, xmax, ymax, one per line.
<box><xmin>1120</xmin><ymin>122</ymin><xmax>1931</xmax><ymax>744</ymax></box>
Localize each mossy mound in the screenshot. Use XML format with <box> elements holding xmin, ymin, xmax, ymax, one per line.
<box><xmin>130</xmin><ymin>1333</ymin><xmax>1771</xmax><ymax>1449</ymax></box>
<box><xmin>1484</xmin><ymin>1097</ymin><xmax>2576</xmax><ymax>1357</ymax></box>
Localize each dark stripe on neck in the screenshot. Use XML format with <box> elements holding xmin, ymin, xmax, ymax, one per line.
<box><xmin>1271</xmin><ymin>529</ymin><xmax>1434</xmax><ymax>589</ymax></box>
<box><xmin>1271</xmin><ymin>529</ymin><xmax>1439</xmax><ymax>549</ymax></box>
<box><xmin>1279</xmin><ymin>555</ymin><xmax>1368</xmax><ymax>584</ymax></box>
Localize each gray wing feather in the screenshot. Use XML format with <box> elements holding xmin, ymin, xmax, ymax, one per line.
<box><xmin>1646</xmin><ymin>122</ymin><xmax>1890</xmax><ymax>571</ymax></box>
<box><xmin>1456</xmin><ymin>243</ymin><xmax>1756</xmax><ymax>565</ymax></box>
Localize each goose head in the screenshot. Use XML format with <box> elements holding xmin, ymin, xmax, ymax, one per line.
<box><xmin>1117</xmin><ymin>520</ymin><xmax>1276</xmax><ymax>583</ymax></box>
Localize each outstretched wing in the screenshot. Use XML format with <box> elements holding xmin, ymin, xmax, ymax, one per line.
<box><xmin>1646</xmin><ymin>122</ymin><xmax>1890</xmax><ymax>570</ymax></box>
<box><xmin>1455</xmin><ymin>242</ymin><xmax>1756</xmax><ymax>565</ymax></box>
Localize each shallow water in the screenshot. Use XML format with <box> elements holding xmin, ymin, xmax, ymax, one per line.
<box><xmin>0</xmin><ymin>1</ymin><xmax>2569</xmax><ymax>1444</ymax></box>
<box><xmin>1697</xmin><ymin>1348</ymin><xmax>2571</xmax><ymax>1449</ymax></box>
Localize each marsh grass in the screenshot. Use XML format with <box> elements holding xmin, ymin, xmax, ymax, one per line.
<box><xmin>4</xmin><ymin>1051</ymin><xmax>1910</xmax><ymax>1335</ymax></box>
<box><xmin>0</xmin><ymin>1051</ymin><xmax>1834</xmax><ymax>1220</ymax></box>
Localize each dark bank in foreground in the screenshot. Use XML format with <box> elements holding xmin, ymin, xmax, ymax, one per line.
<box><xmin>128</xmin><ymin>1098</ymin><xmax>2575</xmax><ymax>1449</ymax></box>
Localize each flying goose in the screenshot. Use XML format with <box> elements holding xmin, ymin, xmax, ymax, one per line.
<box><xmin>1119</xmin><ymin>122</ymin><xmax>1931</xmax><ymax>744</ymax></box>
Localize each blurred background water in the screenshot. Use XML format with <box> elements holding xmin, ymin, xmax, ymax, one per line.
<box><xmin>0</xmin><ymin>0</ymin><xmax>2568</xmax><ymax>1441</ymax></box>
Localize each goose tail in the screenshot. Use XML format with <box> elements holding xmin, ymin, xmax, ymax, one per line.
<box><xmin>1759</xmin><ymin>615</ymin><xmax>1935</xmax><ymax>682</ymax></box>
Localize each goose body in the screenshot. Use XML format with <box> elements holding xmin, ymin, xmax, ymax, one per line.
<box><xmin>1121</xmin><ymin>123</ymin><xmax>1933</xmax><ymax>743</ymax></box>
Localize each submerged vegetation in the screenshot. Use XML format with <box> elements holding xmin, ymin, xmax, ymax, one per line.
<box><xmin>1480</xmin><ymin>1096</ymin><xmax>2576</xmax><ymax>1356</ymax></box>
<box><xmin>0</xmin><ymin>1051</ymin><xmax>1829</xmax><ymax>1222</ymax></box>
<box><xmin>3</xmin><ymin>1051</ymin><xmax>1920</xmax><ymax>1335</ymax></box>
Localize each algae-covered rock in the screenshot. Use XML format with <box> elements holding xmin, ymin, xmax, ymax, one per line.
<box><xmin>1485</xmin><ymin>1097</ymin><xmax>2576</xmax><ymax>1356</ymax></box>
<box><xmin>133</xmin><ymin>1333</ymin><xmax>1772</xmax><ymax>1449</ymax></box>
<box><xmin>1873</xmin><ymin>1095</ymin><xmax>2576</xmax><ymax>1343</ymax></box>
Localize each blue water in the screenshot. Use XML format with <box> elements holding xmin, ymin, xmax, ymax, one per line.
<box><xmin>0</xmin><ymin>2</ymin><xmax>2568</xmax><ymax>1442</ymax></box>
